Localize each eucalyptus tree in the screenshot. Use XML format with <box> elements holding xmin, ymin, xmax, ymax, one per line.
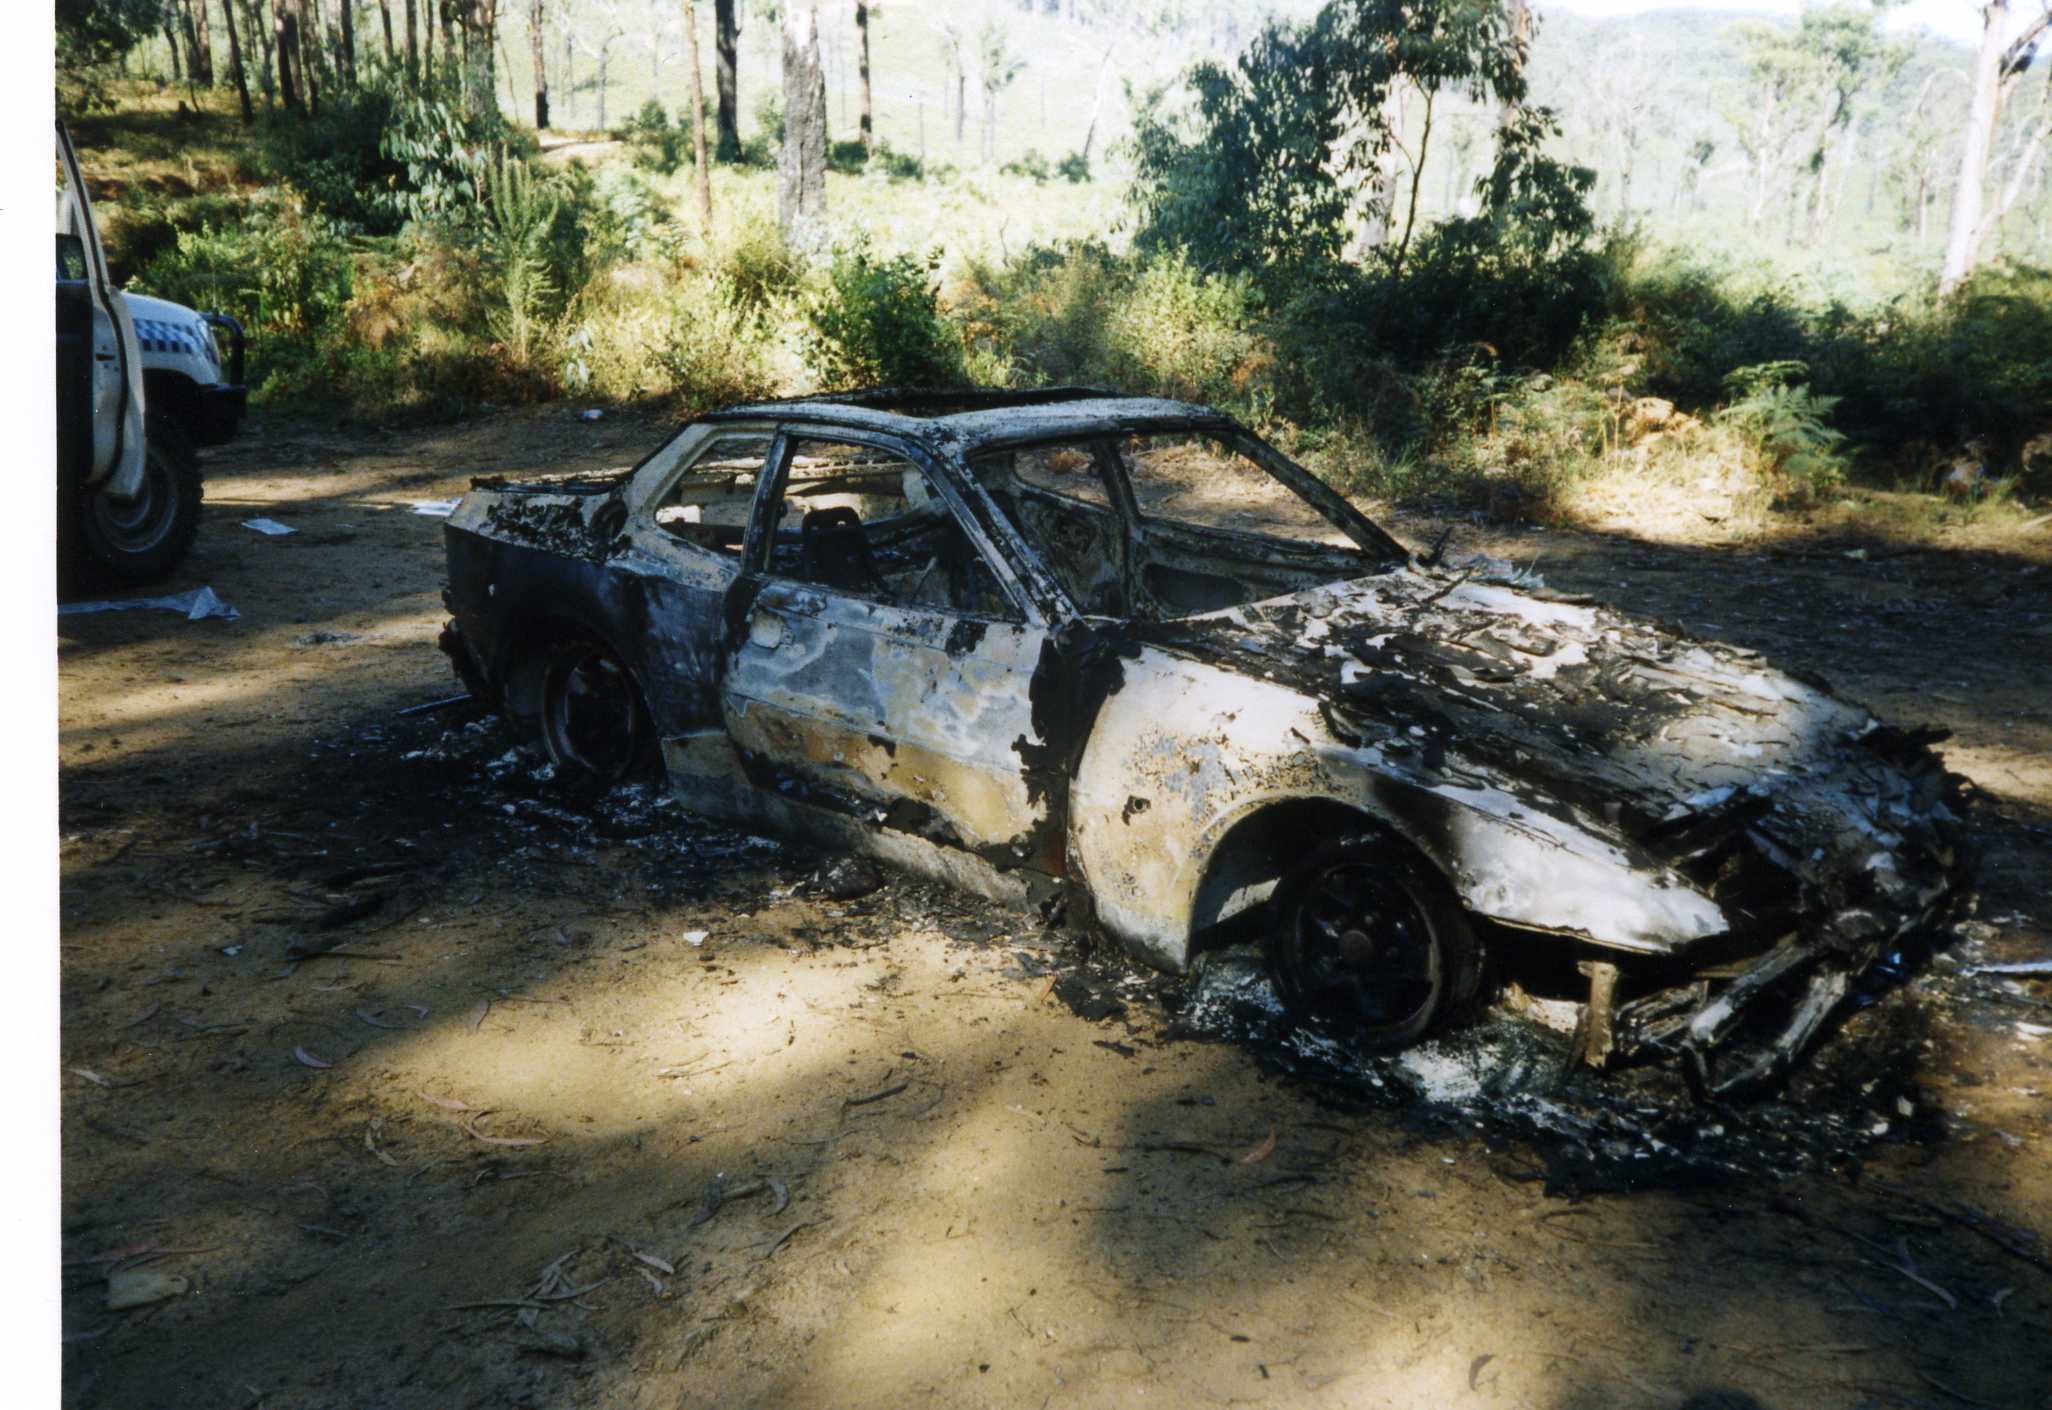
<box><xmin>1130</xmin><ymin>0</ymin><xmax>1591</xmax><ymax>278</ymax></box>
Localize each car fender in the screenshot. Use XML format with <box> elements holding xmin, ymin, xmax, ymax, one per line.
<box><xmin>1068</xmin><ymin>647</ymin><xmax>1727</xmax><ymax>972</ymax></box>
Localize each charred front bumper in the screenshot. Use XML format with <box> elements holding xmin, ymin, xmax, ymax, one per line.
<box><xmin>1603</xmin><ymin>724</ymin><xmax>1969</xmax><ymax>1099</ymax></box>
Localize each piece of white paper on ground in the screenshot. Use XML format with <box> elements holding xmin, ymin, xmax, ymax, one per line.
<box><xmin>410</xmin><ymin>499</ymin><xmax>459</xmax><ymax>517</ymax></box>
<box><xmin>242</xmin><ymin>517</ymin><xmax>297</xmax><ymax>535</ymax></box>
<box><xmin>59</xmin><ymin>586</ymin><xmax>239</xmax><ymax>621</ymax></box>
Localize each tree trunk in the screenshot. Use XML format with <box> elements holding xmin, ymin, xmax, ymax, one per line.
<box><xmin>421</xmin><ymin>0</ymin><xmax>433</xmax><ymax>75</ymax></box>
<box><xmin>528</xmin><ymin>0</ymin><xmax>548</xmax><ymax>128</ymax></box>
<box><xmin>246</xmin><ymin>0</ymin><xmax>275</xmax><ymax>104</ymax></box>
<box><xmin>377</xmin><ymin>0</ymin><xmax>395</xmax><ymax>60</ymax></box>
<box><xmin>1984</xmin><ymin>70</ymin><xmax>2052</xmax><ymax>245</ymax></box>
<box><xmin>179</xmin><ymin>0</ymin><xmax>204</xmax><ymax>87</ymax></box>
<box><xmin>778</xmin><ymin>5</ymin><xmax>828</xmax><ymax>240</ymax></box>
<box><xmin>463</xmin><ymin>0</ymin><xmax>497</xmax><ymax>119</ymax></box>
<box><xmin>1496</xmin><ymin>0</ymin><xmax>1529</xmax><ymax>131</ymax></box>
<box><xmin>856</xmin><ymin>1</ymin><xmax>873</xmax><ymax>156</ymax></box>
<box><xmin>954</xmin><ymin>70</ymin><xmax>965</xmax><ymax>145</ymax></box>
<box><xmin>340</xmin><ymin>0</ymin><xmax>356</xmax><ymax>85</ymax></box>
<box><xmin>1079</xmin><ymin>49</ymin><xmax>1112</xmax><ymax>162</ymax></box>
<box><xmin>714</xmin><ymin>0</ymin><xmax>740</xmax><ymax>160</ymax></box>
<box><xmin>1942</xmin><ymin>0</ymin><xmax>2014</xmax><ymax>293</ymax></box>
<box><xmin>277</xmin><ymin>3</ymin><xmax>301</xmax><ymax>109</ymax></box>
<box><xmin>194</xmin><ymin>0</ymin><xmax>217</xmax><ymax>84</ymax></box>
<box><xmin>299</xmin><ymin>0</ymin><xmax>322</xmax><ymax>116</ymax></box>
<box><xmin>684</xmin><ymin>0</ymin><xmax>713</xmax><ymax>222</ymax></box>
<box><xmin>1359</xmin><ymin>80</ymin><xmax>1412</xmax><ymax>252</ymax></box>
<box><xmin>223</xmin><ymin>0</ymin><xmax>255</xmax><ymax>119</ymax></box>
<box><xmin>166</xmin><ymin>13</ymin><xmax>185</xmax><ymax>81</ymax></box>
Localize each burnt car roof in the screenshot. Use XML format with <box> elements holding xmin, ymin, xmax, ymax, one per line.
<box><xmin>700</xmin><ymin>388</ymin><xmax>1236</xmax><ymax>454</ymax></box>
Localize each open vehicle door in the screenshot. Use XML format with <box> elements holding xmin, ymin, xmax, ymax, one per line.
<box><xmin>57</xmin><ymin>120</ymin><xmax>206</xmax><ymax>587</ymax></box>
<box><xmin>56</xmin><ymin>120</ymin><xmax>144</xmax><ymax>502</ymax></box>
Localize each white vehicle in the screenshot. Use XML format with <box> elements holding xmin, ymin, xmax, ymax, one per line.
<box><xmin>56</xmin><ymin>121</ymin><xmax>245</xmax><ymax>586</ymax></box>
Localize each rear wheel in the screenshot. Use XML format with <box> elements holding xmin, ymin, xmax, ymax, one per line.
<box><xmin>77</xmin><ymin>416</ymin><xmax>204</xmax><ymax>587</ymax></box>
<box><xmin>536</xmin><ymin>640</ymin><xmax>655</xmax><ymax>787</ymax></box>
<box><xmin>1266</xmin><ymin>833</ymin><xmax>1480</xmax><ymax>1050</ymax></box>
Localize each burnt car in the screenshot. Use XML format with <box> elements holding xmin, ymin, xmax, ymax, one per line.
<box><xmin>438</xmin><ymin>389</ymin><xmax>1965</xmax><ymax>1097</ymax></box>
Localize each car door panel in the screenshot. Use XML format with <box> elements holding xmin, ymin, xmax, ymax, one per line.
<box><xmin>722</xmin><ymin>579</ymin><xmax>1056</xmax><ymax>871</ymax></box>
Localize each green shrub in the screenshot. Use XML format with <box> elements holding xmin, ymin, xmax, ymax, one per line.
<box><xmin>804</xmin><ymin>245</ymin><xmax>964</xmax><ymax>389</ymax></box>
<box><xmin>1714</xmin><ymin>360</ymin><xmax>1847</xmax><ymax>496</ymax></box>
<box><xmin>136</xmin><ymin>198</ymin><xmax>354</xmax><ymax>341</ymax></box>
<box><xmin>1102</xmin><ymin>251</ymin><xmax>1268</xmax><ymax>411</ymax></box>
<box><xmin>267</xmin><ymin>65</ymin><xmax>520</xmax><ymax>234</ymax></box>
<box><xmin>587</xmin><ymin>165</ymin><xmax>682</xmax><ymax>264</ymax></box>
<box><xmin>752</xmin><ymin>91</ymin><xmax>784</xmax><ymax>146</ymax></box>
<box><xmin>872</xmin><ymin>143</ymin><xmax>927</xmax><ymax>181</ymax></box>
<box><xmin>829</xmin><ymin>138</ymin><xmax>869</xmax><ymax>174</ymax></box>
<box><xmin>713</xmin><ymin>212</ymin><xmax>804</xmax><ymax>323</ymax></box>
<box><xmin>1000</xmin><ymin>149</ymin><xmax>1052</xmax><ymax>182</ymax></box>
<box><xmin>482</xmin><ymin>155</ymin><xmax>560</xmax><ymax>365</ymax></box>
<box><xmin>1629</xmin><ymin>255</ymin><xmax>2052</xmax><ymax>475</ymax></box>
<box><xmin>659</xmin><ymin>277</ymin><xmax>781</xmax><ymax>411</ymax></box>
<box><xmin>620</xmin><ymin>99</ymin><xmax>685</xmax><ymax>175</ymax></box>
<box><xmin>1055</xmin><ymin>151</ymin><xmax>1091</xmax><ymax>184</ymax></box>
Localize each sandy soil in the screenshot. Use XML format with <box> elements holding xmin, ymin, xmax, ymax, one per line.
<box><xmin>58</xmin><ymin>404</ymin><xmax>2052</xmax><ymax>1410</ymax></box>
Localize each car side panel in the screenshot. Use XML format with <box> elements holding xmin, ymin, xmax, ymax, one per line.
<box><xmin>1069</xmin><ymin>648</ymin><xmax>1729</xmax><ymax>972</ymax></box>
<box><xmin>443</xmin><ymin>496</ymin><xmax>739</xmax><ymax>741</ymax></box>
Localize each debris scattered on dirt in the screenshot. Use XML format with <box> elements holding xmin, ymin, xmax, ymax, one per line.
<box><xmin>1964</xmin><ymin>957</ymin><xmax>2052</xmax><ymax>977</ymax></box>
<box><xmin>241</xmin><ymin>517</ymin><xmax>296</xmax><ymax>536</ymax></box>
<box><xmin>106</xmin><ymin>1270</ymin><xmax>189</xmax><ymax>1311</ymax></box>
<box><xmin>805</xmin><ymin>857</ymin><xmax>885</xmax><ymax>901</ymax></box>
<box><xmin>55</xmin><ymin>405</ymin><xmax>2052</xmax><ymax>1410</ymax></box>
<box><xmin>59</xmin><ymin>585</ymin><xmax>237</xmax><ymax>621</ymax></box>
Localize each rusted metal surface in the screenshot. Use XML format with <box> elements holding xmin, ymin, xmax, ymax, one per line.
<box><xmin>439</xmin><ymin>390</ymin><xmax>1968</xmax><ymax>1099</ymax></box>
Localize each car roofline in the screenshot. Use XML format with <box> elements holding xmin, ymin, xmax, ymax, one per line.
<box><xmin>698</xmin><ymin>388</ymin><xmax>1238</xmax><ymax>453</ymax></box>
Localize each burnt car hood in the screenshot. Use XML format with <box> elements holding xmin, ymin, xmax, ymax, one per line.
<box><xmin>1139</xmin><ymin>565</ymin><xmax>1965</xmax><ymax>958</ymax></box>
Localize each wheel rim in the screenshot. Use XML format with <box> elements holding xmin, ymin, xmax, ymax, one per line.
<box><xmin>88</xmin><ymin>445</ymin><xmax>178</xmax><ymax>556</ymax></box>
<box><xmin>1280</xmin><ymin>861</ymin><xmax>1441</xmax><ymax>1034</ymax></box>
<box><xmin>541</xmin><ymin>648</ymin><xmax>643</xmax><ymax>781</ymax></box>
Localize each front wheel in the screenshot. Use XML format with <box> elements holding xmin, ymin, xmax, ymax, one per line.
<box><xmin>77</xmin><ymin>417</ymin><xmax>204</xmax><ymax>587</ymax></box>
<box><xmin>1265</xmin><ymin>833</ymin><xmax>1480</xmax><ymax>1051</ymax></box>
<box><xmin>536</xmin><ymin>640</ymin><xmax>656</xmax><ymax>788</ymax></box>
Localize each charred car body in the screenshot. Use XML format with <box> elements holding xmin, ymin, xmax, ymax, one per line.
<box><xmin>439</xmin><ymin>389</ymin><xmax>1966</xmax><ymax>1098</ymax></box>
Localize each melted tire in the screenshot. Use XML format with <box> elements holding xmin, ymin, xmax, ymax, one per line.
<box><xmin>535</xmin><ymin>639</ymin><xmax>657</xmax><ymax>791</ymax></box>
<box><xmin>1265</xmin><ymin>832</ymin><xmax>1481</xmax><ymax>1052</ymax></box>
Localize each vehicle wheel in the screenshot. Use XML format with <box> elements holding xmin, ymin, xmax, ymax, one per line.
<box><xmin>536</xmin><ymin>640</ymin><xmax>655</xmax><ymax>787</ymax></box>
<box><xmin>1265</xmin><ymin>833</ymin><xmax>1480</xmax><ymax>1050</ymax></box>
<box><xmin>77</xmin><ymin>417</ymin><xmax>204</xmax><ymax>587</ymax></box>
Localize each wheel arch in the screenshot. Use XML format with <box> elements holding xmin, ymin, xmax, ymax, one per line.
<box><xmin>1184</xmin><ymin>793</ymin><xmax>1464</xmax><ymax>962</ymax></box>
<box><xmin>141</xmin><ymin>369</ymin><xmax>202</xmax><ymax>440</ymax></box>
<box><xmin>489</xmin><ymin>602</ymin><xmax>652</xmax><ymax>737</ymax></box>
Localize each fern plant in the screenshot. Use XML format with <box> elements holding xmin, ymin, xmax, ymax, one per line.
<box><xmin>1715</xmin><ymin>359</ymin><xmax>1847</xmax><ymax>495</ymax></box>
<box><xmin>484</xmin><ymin>152</ymin><xmax>559</xmax><ymax>366</ymax></box>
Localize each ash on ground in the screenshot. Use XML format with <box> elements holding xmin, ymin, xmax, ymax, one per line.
<box><xmin>391</xmin><ymin>702</ymin><xmax>1985</xmax><ymax>1199</ymax></box>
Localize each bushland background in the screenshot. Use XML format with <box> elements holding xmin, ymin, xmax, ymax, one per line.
<box><xmin>57</xmin><ymin>0</ymin><xmax>2052</xmax><ymax>535</ymax></box>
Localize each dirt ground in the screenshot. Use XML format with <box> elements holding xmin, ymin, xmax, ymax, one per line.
<box><xmin>57</xmin><ymin>404</ymin><xmax>2052</xmax><ymax>1410</ymax></box>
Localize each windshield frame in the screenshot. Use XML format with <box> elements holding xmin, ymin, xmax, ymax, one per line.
<box><xmin>967</xmin><ymin>420</ymin><xmax>1409</xmax><ymax>566</ymax></box>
